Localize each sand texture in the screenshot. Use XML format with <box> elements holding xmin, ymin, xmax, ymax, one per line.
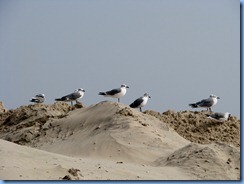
<box><xmin>0</xmin><ymin>101</ymin><xmax>240</xmax><ymax>180</ymax></box>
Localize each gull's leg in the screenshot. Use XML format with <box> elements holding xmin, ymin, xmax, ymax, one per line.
<box><xmin>118</xmin><ymin>98</ymin><xmax>120</xmax><ymax>103</ymax></box>
<box><xmin>140</xmin><ymin>107</ymin><xmax>142</xmax><ymax>112</ymax></box>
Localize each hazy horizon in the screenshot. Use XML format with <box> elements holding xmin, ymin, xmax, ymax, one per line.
<box><xmin>0</xmin><ymin>0</ymin><xmax>240</xmax><ymax>117</ymax></box>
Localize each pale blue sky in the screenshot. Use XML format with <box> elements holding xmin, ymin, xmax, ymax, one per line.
<box><xmin>0</xmin><ymin>0</ymin><xmax>240</xmax><ymax>117</ymax></box>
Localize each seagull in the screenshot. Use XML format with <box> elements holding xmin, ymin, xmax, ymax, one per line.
<box><xmin>30</xmin><ymin>94</ymin><xmax>45</xmax><ymax>103</ymax></box>
<box><xmin>207</xmin><ymin>112</ymin><xmax>231</xmax><ymax>122</ymax></box>
<box><xmin>98</xmin><ymin>84</ymin><xmax>129</xmax><ymax>102</ymax></box>
<box><xmin>189</xmin><ymin>94</ymin><xmax>220</xmax><ymax>112</ymax></box>
<box><xmin>55</xmin><ymin>88</ymin><xmax>85</xmax><ymax>105</ymax></box>
<box><xmin>129</xmin><ymin>93</ymin><xmax>151</xmax><ymax>112</ymax></box>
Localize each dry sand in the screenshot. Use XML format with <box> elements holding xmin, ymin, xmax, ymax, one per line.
<box><xmin>0</xmin><ymin>101</ymin><xmax>240</xmax><ymax>180</ymax></box>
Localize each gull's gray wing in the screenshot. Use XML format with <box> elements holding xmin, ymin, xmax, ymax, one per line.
<box><xmin>62</xmin><ymin>92</ymin><xmax>81</xmax><ymax>101</ymax></box>
<box><xmin>37</xmin><ymin>97</ymin><xmax>44</xmax><ymax>103</ymax></box>
<box><xmin>196</xmin><ymin>98</ymin><xmax>214</xmax><ymax>107</ymax></box>
<box><xmin>106</xmin><ymin>88</ymin><xmax>121</xmax><ymax>96</ymax></box>
<box><xmin>210</xmin><ymin>112</ymin><xmax>225</xmax><ymax>119</ymax></box>
<box><xmin>35</xmin><ymin>94</ymin><xmax>44</xmax><ymax>98</ymax></box>
<box><xmin>30</xmin><ymin>94</ymin><xmax>44</xmax><ymax>103</ymax></box>
<box><xmin>130</xmin><ymin>97</ymin><xmax>143</xmax><ymax>108</ymax></box>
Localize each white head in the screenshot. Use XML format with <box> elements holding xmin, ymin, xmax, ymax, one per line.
<box><xmin>210</xmin><ymin>94</ymin><xmax>220</xmax><ymax>99</ymax></box>
<box><xmin>144</xmin><ymin>93</ymin><xmax>151</xmax><ymax>98</ymax></box>
<box><xmin>121</xmin><ymin>84</ymin><xmax>129</xmax><ymax>89</ymax></box>
<box><xmin>76</xmin><ymin>88</ymin><xmax>85</xmax><ymax>99</ymax></box>
<box><xmin>74</xmin><ymin>88</ymin><xmax>85</xmax><ymax>97</ymax></box>
<box><xmin>78</xmin><ymin>88</ymin><xmax>85</xmax><ymax>92</ymax></box>
<box><xmin>36</xmin><ymin>94</ymin><xmax>45</xmax><ymax>98</ymax></box>
<box><xmin>74</xmin><ymin>88</ymin><xmax>85</xmax><ymax>92</ymax></box>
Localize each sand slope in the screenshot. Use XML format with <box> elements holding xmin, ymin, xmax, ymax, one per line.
<box><xmin>0</xmin><ymin>139</ymin><xmax>193</xmax><ymax>180</ymax></box>
<box><xmin>0</xmin><ymin>101</ymin><xmax>240</xmax><ymax>180</ymax></box>
<box><xmin>34</xmin><ymin>101</ymin><xmax>190</xmax><ymax>164</ymax></box>
<box><xmin>153</xmin><ymin>142</ymin><xmax>240</xmax><ymax>180</ymax></box>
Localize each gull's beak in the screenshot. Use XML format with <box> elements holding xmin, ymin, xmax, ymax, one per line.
<box><xmin>149</xmin><ymin>96</ymin><xmax>151</xmax><ymax>98</ymax></box>
<box><xmin>83</xmin><ymin>89</ymin><xmax>85</xmax><ymax>92</ymax></box>
<box><xmin>126</xmin><ymin>86</ymin><xmax>129</xmax><ymax>88</ymax></box>
<box><xmin>217</xmin><ymin>97</ymin><xmax>220</xmax><ymax>99</ymax></box>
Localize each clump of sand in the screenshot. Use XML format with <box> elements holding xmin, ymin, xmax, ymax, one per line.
<box><xmin>144</xmin><ymin>110</ymin><xmax>240</xmax><ymax>147</ymax></box>
<box><xmin>0</xmin><ymin>102</ymin><xmax>76</xmax><ymax>144</ymax></box>
<box><xmin>0</xmin><ymin>101</ymin><xmax>240</xmax><ymax>180</ymax></box>
<box><xmin>153</xmin><ymin>142</ymin><xmax>240</xmax><ymax>180</ymax></box>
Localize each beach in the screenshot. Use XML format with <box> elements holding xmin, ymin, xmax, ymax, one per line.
<box><xmin>0</xmin><ymin>101</ymin><xmax>240</xmax><ymax>180</ymax></box>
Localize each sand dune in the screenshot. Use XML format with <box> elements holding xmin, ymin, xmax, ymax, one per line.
<box><xmin>0</xmin><ymin>139</ymin><xmax>194</xmax><ymax>180</ymax></box>
<box><xmin>0</xmin><ymin>101</ymin><xmax>240</xmax><ymax>180</ymax></box>
<box><xmin>153</xmin><ymin>142</ymin><xmax>240</xmax><ymax>180</ymax></box>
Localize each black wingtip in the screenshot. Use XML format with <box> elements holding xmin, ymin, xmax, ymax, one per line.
<box><xmin>30</xmin><ymin>99</ymin><xmax>37</xmax><ymax>103</ymax></box>
<box><xmin>129</xmin><ymin>103</ymin><xmax>136</xmax><ymax>108</ymax></box>
<box><xmin>98</xmin><ymin>92</ymin><xmax>106</xmax><ymax>95</ymax></box>
<box><xmin>189</xmin><ymin>104</ymin><xmax>197</xmax><ymax>108</ymax></box>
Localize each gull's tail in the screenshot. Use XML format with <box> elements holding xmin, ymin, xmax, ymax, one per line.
<box><xmin>98</xmin><ymin>92</ymin><xmax>106</xmax><ymax>96</ymax></box>
<box><xmin>55</xmin><ymin>98</ymin><xmax>62</xmax><ymax>101</ymax></box>
<box><xmin>30</xmin><ymin>99</ymin><xmax>38</xmax><ymax>103</ymax></box>
<box><xmin>189</xmin><ymin>103</ymin><xmax>198</xmax><ymax>108</ymax></box>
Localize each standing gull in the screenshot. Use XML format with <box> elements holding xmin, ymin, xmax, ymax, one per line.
<box><xmin>189</xmin><ymin>94</ymin><xmax>220</xmax><ymax>112</ymax></box>
<box><xmin>98</xmin><ymin>84</ymin><xmax>129</xmax><ymax>102</ymax></box>
<box><xmin>55</xmin><ymin>88</ymin><xmax>85</xmax><ymax>105</ymax></box>
<box><xmin>206</xmin><ymin>112</ymin><xmax>231</xmax><ymax>121</ymax></box>
<box><xmin>30</xmin><ymin>94</ymin><xmax>45</xmax><ymax>103</ymax></box>
<box><xmin>129</xmin><ymin>93</ymin><xmax>151</xmax><ymax>112</ymax></box>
